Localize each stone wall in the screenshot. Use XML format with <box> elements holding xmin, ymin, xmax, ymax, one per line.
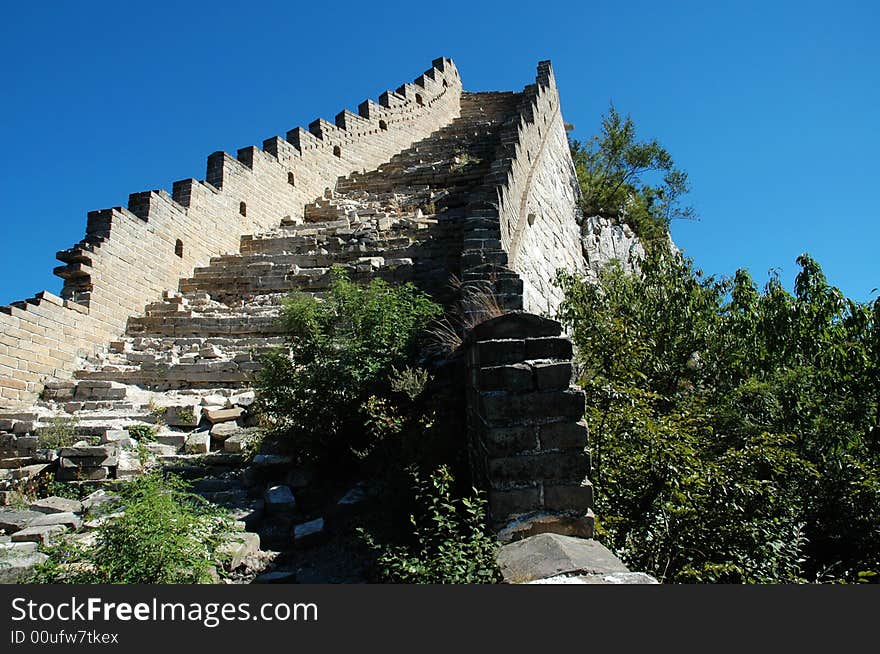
<box><xmin>465</xmin><ymin>313</ymin><xmax>594</xmax><ymax>541</ymax></box>
<box><xmin>492</xmin><ymin>62</ymin><xmax>586</xmax><ymax>316</ymax></box>
<box><xmin>0</xmin><ymin>59</ymin><xmax>463</xmax><ymax>405</ymax></box>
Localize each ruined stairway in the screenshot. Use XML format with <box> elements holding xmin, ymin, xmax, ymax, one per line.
<box><xmin>0</xmin><ymin>90</ymin><xmax>524</xmax><ymax>499</ymax></box>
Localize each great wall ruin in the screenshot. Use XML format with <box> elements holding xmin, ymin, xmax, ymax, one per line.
<box><xmin>0</xmin><ymin>58</ymin><xmax>650</xmax><ymax>584</ymax></box>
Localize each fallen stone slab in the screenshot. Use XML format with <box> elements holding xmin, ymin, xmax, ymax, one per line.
<box><xmin>12</xmin><ymin>524</ymin><xmax>67</xmax><ymax>545</ymax></box>
<box><xmin>28</xmin><ymin>512</ymin><xmax>82</xmax><ymax>530</ymax></box>
<box><xmin>165</xmin><ymin>405</ymin><xmax>202</xmax><ymax>428</ymax></box>
<box><xmin>145</xmin><ymin>442</ymin><xmax>178</xmax><ymax>456</ymax></box>
<box><xmin>204</xmin><ymin>407</ymin><xmax>244</xmax><ymax>424</ymax></box>
<box><xmin>264</xmin><ymin>485</ymin><xmax>296</xmax><ymax>514</ymax></box>
<box><xmin>223</xmin><ymin>431</ymin><xmax>256</xmax><ymax>453</ymax></box>
<box><xmin>497</xmin><ymin>533</ymin><xmax>629</xmax><ymax>584</ymax></box>
<box><xmin>58</xmin><ymin>445</ymin><xmax>117</xmax><ymax>458</ymax></box>
<box><xmin>185</xmin><ymin>432</ymin><xmax>211</xmax><ymax>454</ymax></box>
<box><xmin>217</xmin><ymin>531</ymin><xmax>261</xmax><ymax>569</ymax></box>
<box><xmin>102</xmin><ymin>430</ymin><xmax>134</xmax><ymax>448</ymax></box>
<box><xmin>56</xmin><ymin>467</ymin><xmax>108</xmax><ymax>482</ymax></box>
<box><xmin>155</xmin><ymin>432</ymin><xmax>187</xmax><ymax>449</ymax></box>
<box><xmin>81</xmin><ymin>489</ymin><xmax>119</xmax><ymax>513</ymax></box>
<box><xmin>59</xmin><ymin>454</ymin><xmax>118</xmax><ymax>468</ymax></box>
<box><xmin>293</xmin><ymin>517</ymin><xmax>325</xmax><ymax>548</ymax></box>
<box><xmin>29</xmin><ymin>496</ymin><xmax>84</xmax><ymax>515</ymax></box>
<box><xmin>0</xmin><ymin>551</ymin><xmax>48</xmax><ymax>583</ymax></box>
<box><xmin>117</xmin><ymin>451</ymin><xmax>145</xmax><ymax>479</ymax></box>
<box><xmin>0</xmin><ymin>509</ymin><xmax>44</xmax><ymax>534</ymax></box>
<box><xmin>210</xmin><ymin>422</ymin><xmax>240</xmax><ymax>441</ymax></box>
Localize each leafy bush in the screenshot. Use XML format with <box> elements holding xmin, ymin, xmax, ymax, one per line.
<box><xmin>570</xmin><ymin>104</ymin><xmax>693</xmax><ymax>246</ymax></box>
<box><xmin>37</xmin><ymin>417</ymin><xmax>82</xmax><ymax>449</ymax></box>
<box><xmin>30</xmin><ymin>473</ymin><xmax>234</xmax><ymax>584</ymax></box>
<box><xmin>255</xmin><ymin>268</ymin><xmax>441</xmax><ymax>466</ymax></box>
<box><xmin>360</xmin><ymin>466</ymin><xmax>501</xmax><ymax>584</ymax></box>
<box><xmin>557</xmin><ymin>252</ymin><xmax>880</xmax><ymax>583</ymax></box>
<box><xmin>126</xmin><ymin>424</ymin><xmax>157</xmax><ymax>442</ymax></box>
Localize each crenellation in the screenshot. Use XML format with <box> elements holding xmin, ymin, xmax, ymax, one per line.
<box><xmin>0</xmin><ymin>58</ymin><xmax>648</xmax><ymax>561</ymax></box>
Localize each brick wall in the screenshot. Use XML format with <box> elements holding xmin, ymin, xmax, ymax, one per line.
<box><xmin>0</xmin><ymin>58</ymin><xmax>463</xmax><ymax>405</ymax></box>
<box><xmin>465</xmin><ymin>313</ymin><xmax>594</xmax><ymax>541</ymax></box>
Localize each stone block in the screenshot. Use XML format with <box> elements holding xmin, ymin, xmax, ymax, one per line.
<box><xmin>264</xmin><ymin>485</ymin><xmax>296</xmax><ymax>514</ymax></box>
<box><xmin>539</xmin><ymin>421</ymin><xmax>589</xmax><ymax>450</ymax></box>
<box><xmin>58</xmin><ymin>445</ymin><xmax>117</xmax><ymax>458</ymax></box>
<box><xmin>524</xmin><ymin>337</ymin><xmax>572</xmax><ymax>361</ymax></box>
<box><xmin>28</xmin><ymin>511</ymin><xmax>82</xmax><ymax>530</ymax></box>
<box><xmin>533</xmin><ymin>361</ymin><xmax>572</xmax><ymax>390</ymax></box>
<box><xmin>471</xmin><ymin>313</ymin><xmax>561</xmax><ymax>340</ymax></box>
<box><xmin>223</xmin><ymin>431</ymin><xmax>256</xmax><ymax>453</ymax></box>
<box><xmin>496</xmin><ymin>511</ymin><xmax>595</xmax><ymax>543</ymax></box>
<box><xmin>543</xmin><ymin>481</ymin><xmax>594</xmax><ymax>513</ymax></box>
<box><xmin>474</xmin><ymin>339</ymin><xmax>526</xmax><ymax>367</ymax></box>
<box><xmin>11</xmin><ymin>524</ymin><xmax>67</xmax><ymax>545</ymax></box>
<box><xmin>165</xmin><ymin>405</ymin><xmax>202</xmax><ymax>427</ymax></box>
<box><xmin>59</xmin><ymin>454</ymin><xmax>118</xmax><ymax>468</ymax></box>
<box><xmin>185</xmin><ymin>432</ymin><xmax>210</xmax><ymax>454</ymax></box>
<box><xmin>29</xmin><ymin>496</ymin><xmax>83</xmax><ymax>515</ymax></box>
<box><xmin>489</xmin><ymin>486</ymin><xmax>541</xmax><ymax>518</ymax></box>
<box><xmin>488</xmin><ymin>450</ymin><xmax>590</xmax><ymax>483</ymax></box>
<box><xmin>204</xmin><ymin>407</ymin><xmax>244</xmax><ymax>424</ymax></box>
<box><xmin>482</xmin><ymin>425</ymin><xmax>539</xmax><ymax>457</ymax></box>
<box><xmin>478</xmin><ymin>364</ymin><xmax>534</xmax><ymax>392</ymax></box>
<box><xmin>155</xmin><ymin>432</ymin><xmax>186</xmax><ymax>449</ymax></box>
<box><xmin>210</xmin><ymin>422</ymin><xmax>240</xmax><ymax>441</ymax></box>
<box><xmin>480</xmin><ymin>389</ymin><xmax>585</xmax><ymax>425</ymax></box>
<box><xmin>497</xmin><ymin>532</ymin><xmax>627</xmax><ymax>583</ymax></box>
<box><xmin>0</xmin><ymin>509</ymin><xmax>43</xmax><ymax>534</ymax></box>
<box><xmin>293</xmin><ymin>517</ymin><xmax>326</xmax><ymax>548</ymax></box>
<box><xmin>56</xmin><ymin>466</ymin><xmax>108</xmax><ymax>481</ymax></box>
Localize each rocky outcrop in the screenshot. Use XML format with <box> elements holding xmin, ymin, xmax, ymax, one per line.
<box><xmin>581</xmin><ymin>214</ymin><xmax>645</xmax><ymax>280</ymax></box>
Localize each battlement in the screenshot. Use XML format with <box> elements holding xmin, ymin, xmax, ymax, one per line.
<box><xmin>490</xmin><ymin>61</ymin><xmax>585</xmax><ymax>314</ymax></box>
<box><xmin>0</xmin><ymin>58</ymin><xmax>462</xmax><ymax>404</ymax></box>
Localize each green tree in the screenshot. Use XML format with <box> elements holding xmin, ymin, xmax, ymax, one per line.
<box><xmin>570</xmin><ymin>104</ymin><xmax>694</xmax><ymax>246</ymax></box>
<box><xmin>556</xmin><ymin>252</ymin><xmax>880</xmax><ymax>583</ymax></box>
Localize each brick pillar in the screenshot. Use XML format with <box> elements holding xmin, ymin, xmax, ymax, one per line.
<box><xmin>465</xmin><ymin>313</ymin><xmax>594</xmax><ymax>542</ymax></box>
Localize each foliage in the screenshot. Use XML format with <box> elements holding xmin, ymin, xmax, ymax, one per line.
<box><xmin>30</xmin><ymin>473</ymin><xmax>234</xmax><ymax>584</ymax></box>
<box><xmin>127</xmin><ymin>424</ymin><xmax>157</xmax><ymax>442</ymax></box>
<box><xmin>360</xmin><ymin>466</ymin><xmax>501</xmax><ymax>584</ymax></box>
<box><xmin>37</xmin><ymin>417</ymin><xmax>82</xmax><ymax>449</ymax></box>
<box><xmin>255</xmin><ymin>268</ymin><xmax>442</xmax><ymax>466</ymax></box>
<box><xmin>570</xmin><ymin>104</ymin><xmax>694</xmax><ymax>246</ymax></box>
<box><xmin>556</xmin><ymin>252</ymin><xmax>880</xmax><ymax>583</ymax></box>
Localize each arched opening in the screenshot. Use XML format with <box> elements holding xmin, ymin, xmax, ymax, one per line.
<box><xmin>174</xmin><ymin>239</ymin><xmax>184</xmax><ymax>258</ymax></box>
<box><xmin>378</xmin><ymin>120</ymin><xmax>388</xmax><ymax>131</ymax></box>
<box><xmin>415</xmin><ymin>93</ymin><xmax>424</xmax><ymax>106</ymax></box>
<box><xmin>239</xmin><ymin>201</ymin><xmax>247</xmax><ymax>216</ymax></box>
<box><xmin>333</xmin><ymin>145</ymin><xmax>341</xmax><ymax>158</ymax></box>
<box><xmin>287</xmin><ymin>172</ymin><xmax>295</xmax><ymax>186</ymax></box>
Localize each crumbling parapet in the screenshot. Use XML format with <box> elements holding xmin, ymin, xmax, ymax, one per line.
<box><xmin>464</xmin><ymin>313</ymin><xmax>594</xmax><ymax>542</ymax></box>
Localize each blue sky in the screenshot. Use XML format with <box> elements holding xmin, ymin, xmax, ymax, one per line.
<box><xmin>1</xmin><ymin>1</ymin><xmax>877</xmax><ymax>305</ymax></box>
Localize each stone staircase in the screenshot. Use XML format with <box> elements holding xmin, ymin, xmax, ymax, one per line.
<box><xmin>0</xmin><ymin>91</ymin><xmax>525</xmax><ymax>577</ymax></box>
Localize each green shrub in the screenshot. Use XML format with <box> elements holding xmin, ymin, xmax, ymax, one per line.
<box><xmin>556</xmin><ymin>252</ymin><xmax>880</xmax><ymax>583</ymax></box>
<box><xmin>255</xmin><ymin>268</ymin><xmax>441</xmax><ymax>466</ymax></box>
<box><xmin>37</xmin><ymin>417</ymin><xmax>81</xmax><ymax>449</ymax></box>
<box><xmin>360</xmin><ymin>466</ymin><xmax>501</xmax><ymax>584</ymax></box>
<box><xmin>30</xmin><ymin>473</ymin><xmax>234</xmax><ymax>584</ymax></box>
<box><xmin>126</xmin><ymin>424</ymin><xmax>157</xmax><ymax>442</ymax></box>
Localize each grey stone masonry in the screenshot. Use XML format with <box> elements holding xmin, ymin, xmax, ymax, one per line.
<box><xmin>465</xmin><ymin>313</ymin><xmax>593</xmax><ymax>541</ymax></box>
